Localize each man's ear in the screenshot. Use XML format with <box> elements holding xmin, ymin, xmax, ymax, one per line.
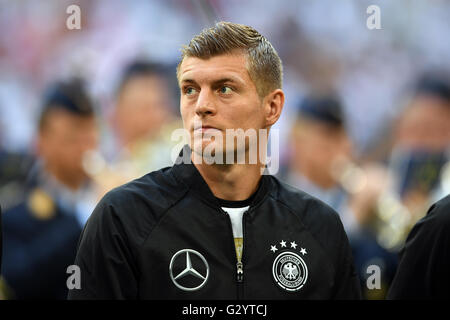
<box><xmin>263</xmin><ymin>89</ymin><xmax>285</xmax><ymax>127</ymax></box>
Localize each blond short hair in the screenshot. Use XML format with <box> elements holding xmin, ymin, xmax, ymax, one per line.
<box><xmin>177</xmin><ymin>21</ymin><xmax>283</xmax><ymax>98</ymax></box>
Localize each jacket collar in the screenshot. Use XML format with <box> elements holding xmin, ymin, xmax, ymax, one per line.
<box><xmin>171</xmin><ymin>145</ymin><xmax>272</xmax><ymax>210</ymax></box>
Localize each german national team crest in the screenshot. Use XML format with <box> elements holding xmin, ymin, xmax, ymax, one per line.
<box><xmin>270</xmin><ymin>240</ymin><xmax>308</xmax><ymax>292</ymax></box>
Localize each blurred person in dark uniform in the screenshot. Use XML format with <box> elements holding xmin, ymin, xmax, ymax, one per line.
<box><xmin>381</xmin><ymin>73</ymin><xmax>450</xmax><ymax>300</ymax></box>
<box><xmin>285</xmin><ymin>94</ymin><xmax>397</xmax><ymax>299</ymax></box>
<box><xmin>363</xmin><ymin>73</ymin><xmax>450</xmax><ymax>266</ymax></box>
<box><xmin>387</xmin><ymin>194</ymin><xmax>450</xmax><ymax>299</ymax></box>
<box><xmin>388</xmin><ymin>73</ymin><xmax>450</xmax><ymax>218</ymax></box>
<box><xmin>1</xmin><ymin>79</ymin><xmax>99</xmax><ymax>299</ymax></box>
<box><xmin>286</xmin><ymin>94</ymin><xmax>356</xmax><ymax>231</ymax></box>
<box><xmin>286</xmin><ymin>94</ymin><xmax>390</xmax><ymax>234</ymax></box>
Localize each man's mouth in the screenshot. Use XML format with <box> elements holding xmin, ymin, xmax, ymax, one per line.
<box><xmin>194</xmin><ymin>125</ymin><xmax>221</xmax><ymax>134</ymax></box>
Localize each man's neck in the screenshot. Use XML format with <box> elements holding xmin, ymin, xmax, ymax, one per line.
<box><xmin>294</xmin><ymin>162</ymin><xmax>336</xmax><ymax>190</ymax></box>
<box><xmin>193</xmin><ymin>157</ymin><xmax>263</xmax><ymax>201</ymax></box>
<box><xmin>44</xmin><ymin>164</ymin><xmax>85</xmax><ymax>191</ymax></box>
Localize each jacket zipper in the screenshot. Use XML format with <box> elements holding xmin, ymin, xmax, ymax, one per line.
<box><xmin>238</xmin><ymin>212</ymin><xmax>247</xmax><ymax>299</ymax></box>
<box><xmin>221</xmin><ymin>208</ymin><xmax>247</xmax><ymax>300</ymax></box>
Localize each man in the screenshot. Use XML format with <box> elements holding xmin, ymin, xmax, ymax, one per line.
<box><xmin>387</xmin><ymin>194</ymin><xmax>450</xmax><ymax>299</ymax></box>
<box><xmin>68</xmin><ymin>22</ymin><xmax>361</xmax><ymax>299</ymax></box>
<box><xmin>287</xmin><ymin>94</ymin><xmax>357</xmax><ymax>232</ymax></box>
<box><xmin>389</xmin><ymin>73</ymin><xmax>450</xmax><ymax>219</ymax></box>
<box><xmin>1</xmin><ymin>79</ymin><xmax>99</xmax><ymax>299</ymax></box>
<box><xmin>386</xmin><ymin>75</ymin><xmax>450</xmax><ymax>300</ymax></box>
<box><xmin>110</xmin><ymin>60</ymin><xmax>179</xmax><ymax>173</ymax></box>
<box><xmin>286</xmin><ymin>94</ymin><xmax>397</xmax><ymax>299</ymax></box>
<box><xmin>90</xmin><ymin>60</ymin><xmax>181</xmax><ymax>196</ymax></box>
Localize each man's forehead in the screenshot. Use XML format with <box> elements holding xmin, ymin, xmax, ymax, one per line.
<box><xmin>178</xmin><ymin>53</ymin><xmax>249</xmax><ymax>82</ymax></box>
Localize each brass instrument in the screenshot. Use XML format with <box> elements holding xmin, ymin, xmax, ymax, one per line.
<box><xmin>333</xmin><ymin>154</ymin><xmax>450</xmax><ymax>252</ymax></box>
<box><xmin>331</xmin><ymin>156</ymin><xmax>414</xmax><ymax>252</ymax></box>
<box><xmin>81</xmin><ymin>149</ymin><xmax>140</xmax><ymax>201</ymax></box>
<box><xmin>80</xmin><ymin>121</ymin><xmax>184</xmax><ymax>200</ymax></box>
<box><xmin>373</xmin><ymin>192</ymin><xmax>412</xmax><ymax>251</ymax></box>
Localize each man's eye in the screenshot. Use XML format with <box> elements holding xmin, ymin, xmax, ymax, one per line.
<box><xmin>220</xmin><ymin>86</ymin><xmax>233</xmax><ymax>94</ymax></box>
<box><xmin>185</xmin><ymin>87</ymin><xmax>197</xmax><ymax>95</ymax></box>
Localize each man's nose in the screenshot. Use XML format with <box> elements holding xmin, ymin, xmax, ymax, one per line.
<box><xmin>195</xmin><ymin>89</ymin><xmax>216</xmax><ymax>117</ymax></box>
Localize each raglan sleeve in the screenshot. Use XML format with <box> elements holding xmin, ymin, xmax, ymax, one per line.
<box><xmin>67</xmin><ymin>193</ymin><xmax>139</xmax><ymax>300</ymax></box>
<box><xmin>387</xmin><ymin>196</ymin><xmax>450</xmax><ymax>299</ymax></box>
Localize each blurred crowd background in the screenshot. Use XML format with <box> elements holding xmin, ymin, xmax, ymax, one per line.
<box><xmin>0</xmin><ymin>0</ymin><xmax>449</xmax><ymax>300</ymax></box>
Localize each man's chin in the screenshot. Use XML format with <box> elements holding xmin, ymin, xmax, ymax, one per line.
<box><xmin>191</xmin><ymin>141</ymin><xmax>238</xmax><ymax>165</ymax></box>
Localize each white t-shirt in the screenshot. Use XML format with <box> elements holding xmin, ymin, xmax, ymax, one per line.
<box><xmin>221</xmin><ymin>206</ymin><xmax>249</xmax><ymax>262</ymax></box>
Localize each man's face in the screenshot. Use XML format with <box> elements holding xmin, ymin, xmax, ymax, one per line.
<box><xmin>115</xmin><ymin>75</ymin><xmax>171</xmax><ymax>147</ymax></box>
<box><xmin>38</xmin><ymin>109</ymin><xmax>99</xmax><ymax>187</ymax></box>
<box><xmin>291</xmin><ymin>120</ymin><xmax>351</xmax><ymax>188</ymax></box>
<box><xmin>395</xmin><ymin>95</ymin><xmax>450</xmax><ymax>151</ymax></box>
<box><xmin>393</xmin><ymin>95</ymin><xmax>450</xmax><ymax>208</ymax></box>
<box><xmin>178</xmin><ymin>53</ymin><xmax>267</xmax><ymax>160</ymax></box>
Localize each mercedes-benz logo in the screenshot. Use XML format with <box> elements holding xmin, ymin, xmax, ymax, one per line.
<box><xmin>169</xmin><ymin>249</ymin><xmax>209</xmax><ymax>292</ymax></box>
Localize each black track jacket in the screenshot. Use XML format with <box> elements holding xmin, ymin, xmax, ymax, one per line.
<box><xmin>388</xmin><ymin>194</ymin><xmax>450</xmax><ymax>299</ymax></box>
<box><xmin>68</xmin><ymin>148</ymin><xmax>361</xmax><ymax>300</ymax></box>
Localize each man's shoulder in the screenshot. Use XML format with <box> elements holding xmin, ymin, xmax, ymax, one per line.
<box><xmin>89</xmin><ymin>166</ymin><xmax>187</xmax><ymax>230</ymax></box>
<box><xmin>3</xmin><ymin>187</ymin><xmax>67</xmax><ymax>225</ymax></box>
<box><xmin>269</xmin><ymin>176</ymin><xmax>342</xmax><ymax>228</ymax></box>
<box><xmin>268</xmin><ymin>176</ymin><xmax>352</xmax><ymax>275</ymax></box>
<box><xmin>415</xmin><ymin>194</ymin><xmax>450</xmax><ymax>233</ymax></box>
<box><xmin>429</xmin><ymin>194</ymin><xmax>450</xmax><ymax>222</ymax></box>
<box><xmin>101</xmin><ymin>166</ymin><xmax>186</xmax><ymax>210</ymax></box>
